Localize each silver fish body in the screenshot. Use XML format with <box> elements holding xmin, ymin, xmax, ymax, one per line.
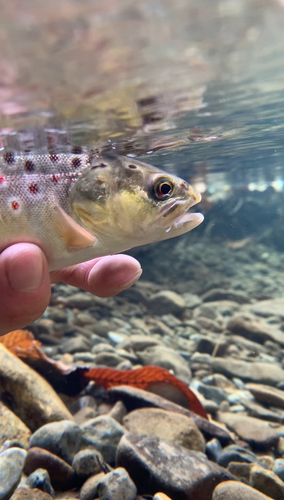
<box><xmin>0</xmin><ymin>149</ymin><xmax>203</xmax><ymax>270</ymax></box>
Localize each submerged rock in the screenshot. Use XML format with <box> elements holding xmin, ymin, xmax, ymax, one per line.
<box><xmin>0</xmin><ymin>447</ymin><xmax>27</xmax><ymax>500</ymax></box>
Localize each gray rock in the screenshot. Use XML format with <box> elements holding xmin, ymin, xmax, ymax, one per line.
<box><xmin>246</xmin><ymin>383</ymin><xmax>284</xmax><ymax>409</ymax></box>
<box><xmin>97</xmin><ymin>467</ymin><xmax>137</xmax><ymax>500</ymax></box>
<box><xmin>205</xmin><ymin>438</ymin><xmax>223</xmax><ymax>462</ymax></box>
<box><xmin>203</xmin><ymin>288</ymin><xmax>250</xmax><ymax>304</ymax></box>
<box><xmin>191</xmin><ymin>381</ymin><xmax>228</xmax><ymax>405</ymax></box>
<box><xmin>211</xmin><ymin>358</ymin><xmax>284</xmax><ymax>385</ymax></box>
<box><xmin>26</xmin><ymin>468</ymin><xmax>54</xmax><ymax>497</ymax></box>
<box><xmin>29</xmin><ymin>420</ymin><xmax>83</xmax><ymax>464</ymax></box>
<box><xmin>247</xmin><ymin>297</ymin><xmax>284</xmax><ymax>319</ymax></box>
<box><xmin>217</xmin><ymin>413</ymin><xmax>279</xmax><ymax>450</ymax></box>
<box><xmin>227</xmin><ymin>315</ymin><xmax>284</xmax><ymax>347</ymax></box>
<box><xmin>72</xmin><ymin>448</ymin><xmax>103</xmax><ymax>478</ymax></box>
<box><xmin>116</xmin><ymin>434</ymin><xmax>234</xmax><ymax>499</ymax></box>
<box><xmin>147</xmin><ymin>290</ymin><xmax>185</xmax><ymax>316</ymax></box>
<box><xmin>81</xmin><ymin>416</ymin><xmax>125</xmax><ymax>464</ymax></box>
<box><xmin>0</xmin><ymin>447</ymin><xmax>27</xmax><ymax>500</ymax></box>
<box><xmin>213</xmin><ymin>480</ymin><xmax>274</xmax><ymax>500</ymax></box>
<box><xmin>136</xmin><ymin>345</ymin><xmax>192</xmax><ymax>384</ymax></box>
<box><xmin>120</xmin><ymin>335</ymin><xmax>164</xmax><ymax>352</ymax></box>
<box><xmin>123</xmin><ymin>408</ymin><xmax>206</xmax><ymax>452</ymax></box>
<box><xmin>61</xmin><ymin>336</ymin><xmax>92</xmax><ymax>354</ymax></box>
<box><xmin>217</xmin><ymin>445</ymin><xmax>258</xmax><ymax>468</ymax></box>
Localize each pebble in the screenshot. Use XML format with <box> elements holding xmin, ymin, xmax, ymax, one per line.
<box><xmin>135</xmin><ymin>345</ymin><xmax>192</xmax><ymax>383</ymax></box>
<box><xmin>227</xmin><ymin>315</ymin><xmax>284</xmax><ymax>347</ymax></box>
<box><xmin>80</xmin><ymin>472</ymin><xmax>105</xmax><ymax>500</ymax></box>
<box><xmin>123</xmin><ymin>408</ymin><xmax>206</xmax><ymax>452</ymax></box>
<box><xmin>250</xmin><ymin>464</ymin><xmax>284</xmax><ymax>500</ymax></box>
<box><xmin>217</xmin><ymin>444</ymin><xmax>258</xmax><ymax>467</ymax></box>
<box><xmin>10</xmin><ymin>488</ymin><xmax>54</xmax><ymax>500</ymax></box>
<box><xmin>97</xmin><ymin>467</ymin><xmax>137</xmax><ymax>500</ymax></box>
<box><xmin>211</xmin><ymin>357</ymin><xmax>284</xmax><ymax>385</ymax></box>
<box><xmin>24</xmin><ymin>447</ymin><xmax>74</xmax><ymax>490</ymax></box>
<box><xmin>116</xmin><ymin>433</ymin><xmax>234</xmax><ymax>499</ymax></box>
<box><xmin>246</xmin><ymin>383</ymin><xmax>284</xmax><ymax>409</ymax></box>
<box><xmin>81</xmin><ymin>415</ymin><xmax>125</xmax><ymax>464</ymax></box>
<box><xmin>217</xmin><ymin>413</ymin><xmax>279</xmax><ymax>449</ymax></box>
<box><xmin>273</xmin><ymin>458</ymin><xmax>284</xmax><ymax>480</ymax></box>
<box><xmin>72</xmin><ymin>448</ymin><xmax>103</xmax><ymax>477</ymax></box>
<box><xmin>26</xmin><ymin>468</ymin><xmax>55</xmax><ymax>497</ymax></box>
<box><xmin>212</xmin><ymin>480</ymin><xmax>274</xmax><ymax>500</ymax></box>
<box><xmin>0</xmin><ymin>447</ymin><xmax>27</xmax><ymax>500</ymax></box>
<box><xmin>147</xmin><ymin>290</ymin><xmax>186</xmax><ymax>316</ymax></box>
<box><xmin>29</xmin><ymin>420</ymin><xmax>83</xmax><ymax>464</ymax></box>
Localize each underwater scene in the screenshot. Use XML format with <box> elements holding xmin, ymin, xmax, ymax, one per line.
<box><xmin>1</xmin><ymin>0</ymin><xmax>284</xmax><ymax>499</ymax></box>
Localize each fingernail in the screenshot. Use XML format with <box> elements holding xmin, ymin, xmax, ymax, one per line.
<box><xmin>116</xmin><ymin>268</ymin><xmax>143</xmax><ymax>292</ymax></box>
<box><xmin>6</xmin><ymin>247</ymin><xmax>44</xmax><ymax>293</ymax></box>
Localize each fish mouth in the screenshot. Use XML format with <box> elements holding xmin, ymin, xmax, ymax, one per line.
<box><xmin>158</xmin><ymin>190</ymin><xmax>202</xmax><ymax>226</ymax></box>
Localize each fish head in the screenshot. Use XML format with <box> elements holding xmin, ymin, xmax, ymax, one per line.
<box><xmin>70</xmin><ymin>155</ymin><xmax>203</xmax><ymax>253</ymax></box>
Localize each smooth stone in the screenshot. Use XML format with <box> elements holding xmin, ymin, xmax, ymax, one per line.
<box><xmin>29</xmin><ymin>421</ymin><xmax>83</xmax><ymax>464</ymax></box>
<box><xmin>250</xmin><ymin>464</ymin><xmax>284</xmax><ymax>499</ymax></box>
<box><xmin>116</xmin><ymin>433</ymin><xmax>234</xmax><ymax>499</ymax></box>
<box><xmin>91</xmin><ymin>352</ymin><xmax>125</xmax><ymax>367</ymax></box>
<box><xmin>108</xmin><ymin>401</ymin><xmax>127</xmax><ymax>424</ymax></box>
<box><xmin>58</xmin><ymin>292</ymin><xmax>95</xmax><ymax>309</ymax></box>
<box><xmin>108</xmin><ymin>385</ymin><xmax>232</xmax><ymax>444</ymax></box>
<box><xmin>73</xmin><ymin>407</ymin><xmax>98</xmax><ymax>425</ymax></box>
<box><xmin>135</xmin><ymin>345</ymin><xmax>192</xmax><ymax>384</ymax></box>
<box><xmin>202</xmin><ymin>374</ymin><xmax>236</xmax><ymax>390</ymax></box>
<box><xmin>153</xmin><ymin>494</ymin><xmax>173</xmax><ymax>500</ymax></box>
<box><xmin>247</xmin><ymin>297</ymin><xmax>284</xmax><ymax>319</ymax></box>
<box><xmin>123</xmin><ymin>408</ymin><xmax>205</xmax><ymax>452</ymax></box>
<box><xmin>61</xmin><ymin>336</ymin><xmax>92</xmax><ymax>354</ymax></box>
<box><xmin>0</xmin><ymin>401</ymin><xmax>31</xmax><ymax>449</ymax></box>
<box><xmin>24</xmin><ymin>447</ymin><xmax>74</xmax><ymax>490</ymax></box>
<box><xmin>203</xmin><ymin>288</ymin><xmax>250</xmax><ymax>304</ymax></box>
<box><xmin>217</xmin><ymin>413</ymin><xmax>279</xmax><ymax>450</ymax></box>
<box><xmin>26</xmin><ymin>468</ymin><xmax>54</xmax><ymax>497</ymax></box>
<box><xmin>119</xmin><ymin>335</ymin><xmax>164</xmax><ymax>352</ymax></box>
<box><xmin>217</xmin><ymin>444</ymin><xmax>258</xmax><ymax>467</ymax></box>
<box><xmin>191</xmin><ymin>381</ymin><xmax>227</xmax><ymax>405</ymax></box>
<box><xmin>0</xmin><ymin>447</ymin><xmax>27</xmax><ymax>500</ymax></box>
<box><xmin>227</xmin><ymin>315</ymin><xmax>284</xmax><ymax>347</ymax></box>
<box><xmin>212</xmin><ymin>480</ymin><xmax>274</xmax><ymax>500</ymax></box>
<box><xmin>211</xmin><ymin>357</ymin><xmax>284</xmax><ymax>386</ymax></box>
<box><xmin>80</xmin><ymin>472</ymin><xmax>105</xmax><ymax>500</ymax></box>
<box><xmin>147</xmin><ymin>290</ymin><xmax>186</xmax><ymax>316</ymax></box>
<box><xmin>72</xmin><ymin>448</ymin><xmax>103</xmax><ymax>477</ymax></box>
<box><xmin>10</xmin><ymin>488</ymin><xmax>53</xmax><ymax>499</ymax></box>
<box><xmin>0</xmin><ymin>344</ymin><xmax>72</xmax><ymax>432</ymax></box>
<box><xmin>227</xmin><ymin>462</ymin><xmax>253</xmax><ymax>482</ymax></box>
<box><xmin>97</xmin><ymin>467</ymin><xmax>137</xmax><ymax>500</ymax></box>
<box><xmin>81</xmin><ymin>416</ymin><xmax>125</xmax><ymax>464</ymax></box>
<box><xmin>273</xmin><ymin>458</ymin><xmax>284</xmax><ymax>481</ymax></box>
<box><xmin>246</xmin><ymin>383</ymin><xmax>284</xmax><ymax>409</ymax></box>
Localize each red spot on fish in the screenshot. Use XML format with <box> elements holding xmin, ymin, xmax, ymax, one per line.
<box><xmin>0</xmin><ymin>175</ymin><xmax>6</xmax><ymax>184</ymax></box>
<box><xmin>29</xmin><ymin>183</ymin><xmax>39</xmax><ymax>194</ymax></box>
<box><xmin>82</xmin><ymin>365</ymin><xmax>208</xmax><ymax>419</ymax></box>
<box><xmin>11</xmin><ymin>200</ymin><xmax>19</xmax><ymax>210</ymax></box>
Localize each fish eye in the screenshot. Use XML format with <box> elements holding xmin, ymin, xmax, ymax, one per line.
<box><xmin>154</xmin><ymin>178</ymin><xmax>174</xmax><ymax>199</ymax></box>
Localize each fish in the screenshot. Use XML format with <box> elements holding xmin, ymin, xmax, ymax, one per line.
<box><xmin>0</xmin><ymin>147</ymin><xmax>203</xmax><ymax>270</ymax></box>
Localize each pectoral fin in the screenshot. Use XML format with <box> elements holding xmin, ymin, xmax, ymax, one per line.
<box><xmin>54</xmin><ymin>205</ymin><xmax>96</xmax><ymax>249</ymax></box>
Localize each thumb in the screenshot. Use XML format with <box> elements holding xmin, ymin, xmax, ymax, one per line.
<box><xmin>0</xmin><ymin>243</ymin><xmax>51</xmax><ymax>336</ymax></box>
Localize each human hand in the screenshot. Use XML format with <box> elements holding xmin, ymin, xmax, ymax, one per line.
<box><xmin>0</xmin><ymin>243</ymin><xmax>142</xmax><ymax>336</ymax></box>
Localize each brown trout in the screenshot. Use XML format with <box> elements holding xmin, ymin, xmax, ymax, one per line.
<box><xmin>0</xmin><ymin>148</ymin><xmax>203</xmax><ymax>271</ymax></box>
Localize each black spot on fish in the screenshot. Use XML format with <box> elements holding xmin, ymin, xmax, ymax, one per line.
<box><xmin>72</xmin><ymin>146</ymin><xmax>83</xmax><ymax>155</ymax></box>
<box><xmin>128</xmin><ymin>164</ymin><xmax>137</xmax><ymax>169</ymax></box>
<box><xmin>3</xmin><ymin>151</ymin><xmax>15</xmax><ymax>165</ymax></box>
<box><xmin>24</xmin><ymin>160</ymin><xmax>35</xmax><ymax>172</ymax></box>
<box><xmin>29</xmin><ymin>182</ymin><xmax>39</xmax><ymax>194</ymax></box>
<box><xmin>49</xmin><ymin>152</ymin><xmax>59</xmax><ymax>163</ymax></box>
<box><xmin>72</xmin><ymin>157</ymin><xmax>81</xmax><ymax>169</ymax></box>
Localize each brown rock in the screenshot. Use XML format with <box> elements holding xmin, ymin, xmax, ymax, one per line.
<box><xmin>212</xmin><ymin>480</ymin><xmax>274</xmax><ymax>500</ymax></box>
<box><xmin>217</xmin><ymin>413</ymin><xmax>279</xmax><ymax>450</ymax></box>
<box><xmin>0</xmin><ymin>401</ymin><xmax>31</xmax><ymax>448</ymax></box>
<box><xmin>80</xmin><ymin>472</ymin><xmax>105</xmax><ymax>500</ymax></box>
<box><xmin>10</xmin><ymin>488</ymin><xmax>53</xmax><ymax>500</ymax></box>
<box><xmin>250</xmin><ymin>464</ymin><xmax>284</xmax><ymax>500</ymax></box>
<box><xmin>227</xmin><ymin>315</ymin><xmax>284</xmax><ymax>346</ymax></box>
<box><xmin>0</xmin><ymin>344</ymin><xmax>73</xmax><ymax>432</ymax></box>
<box><xmin>135</xmin><ymin>345</ymin><xmax>192</xmax><ymax>384</ymax></box>
<box><xmin>123</xmin><ymin>408</ymin><xmax>206</xmax><ymax>452</ymax></box>
<box><xmin>246</xmin><ymin>383</ymin><xmax>284</xmax><ymax>409</ymax></box>
<box><xmin>24</xmin><ymin>447</ymin><xmax>74</xmax><ymax>490</ymax></box>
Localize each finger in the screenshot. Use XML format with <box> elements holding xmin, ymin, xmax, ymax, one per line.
<box><xmin>51</xmin><ymin>254</ymin><xmax>142</xmax><ymax>298</ymax></box>
<box><xmin>0</xmin><ymin>243</ymin><xmax>51</xmax><ymax>336</ymax></box>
